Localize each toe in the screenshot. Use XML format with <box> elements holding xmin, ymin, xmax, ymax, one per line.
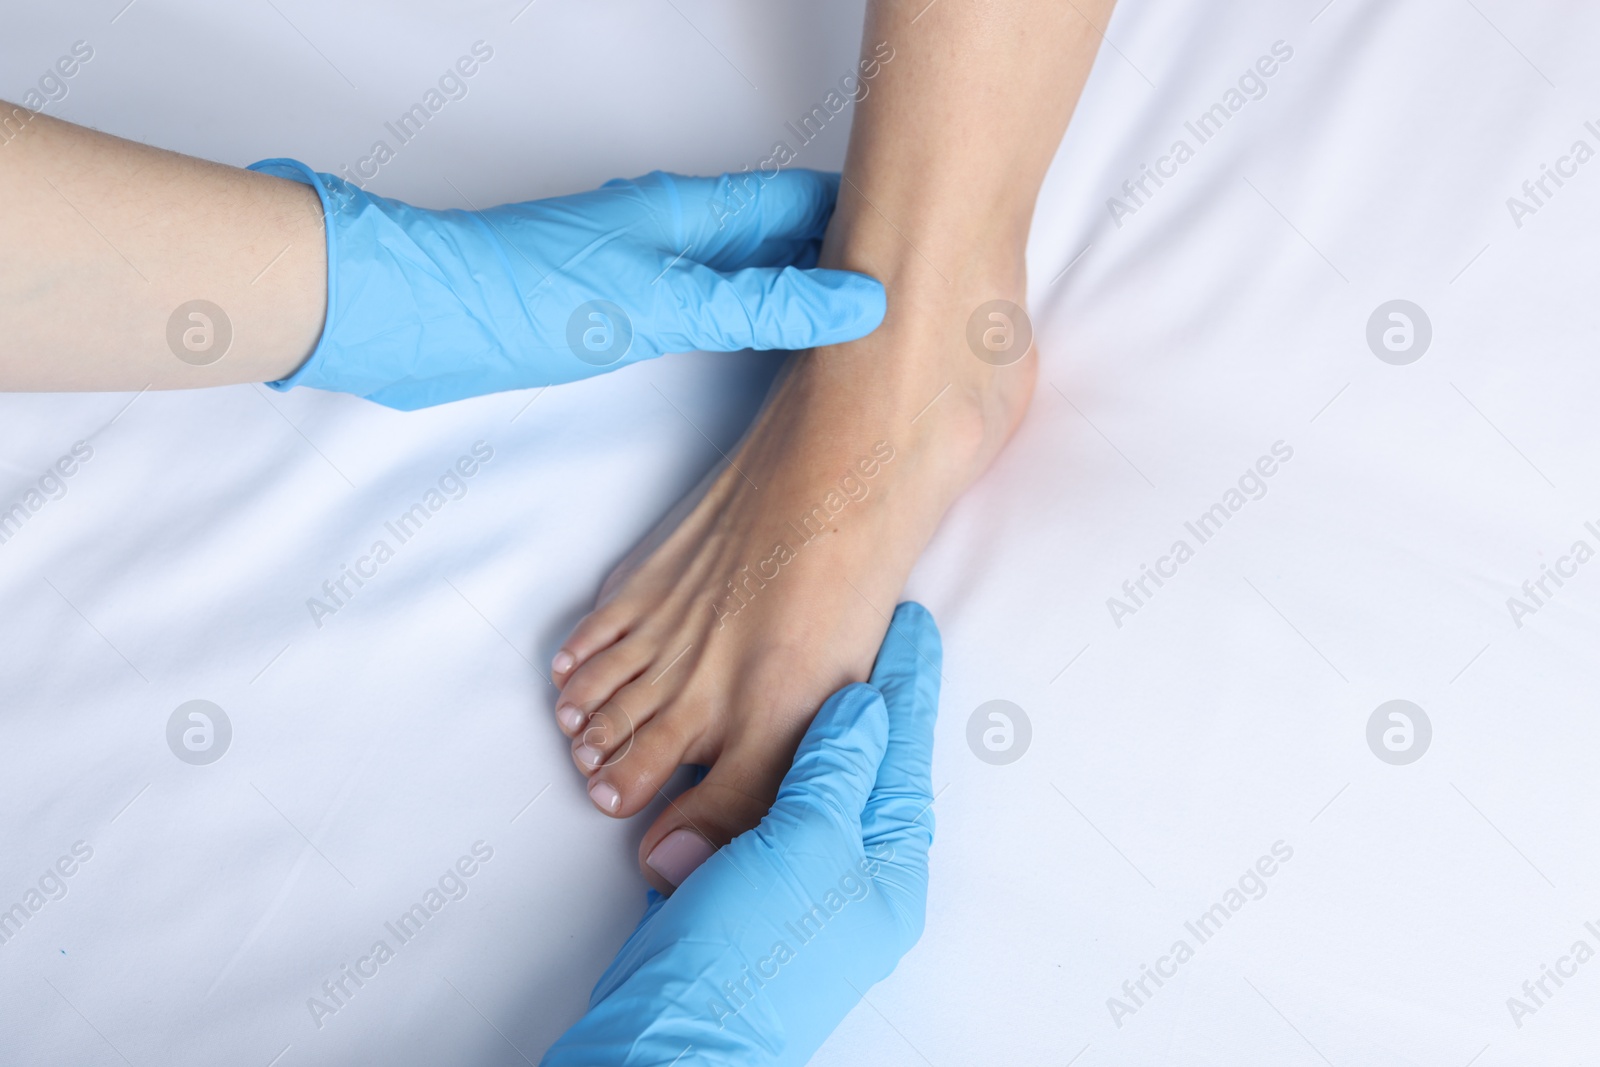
<box><xmin>585</xmin><ymin>709</ymin><xmax>706</xmax><ymax>820</ymax></box>
<box><xmin>552</xmin><ymin>600</ymin><xmax>635</xmax><ymax>685</ymax></box>
<box><xmin>568</xmin><ymin>659</ymin><xmax>693</xmax><ymax>772</ymax></box>
<box><xmin>553</xmin><ymin>636</ymin><xmax>651</xmax><ymax>738</ymax></box>
<box><xmin>569</xmin><ymin>701</ymin><xmax>639</xmax><ymax>776</ymax></box>
<box><xmin>637</xmin><ymin>738</ymin><xmax>792</xmax><ymax>894</ymax></box>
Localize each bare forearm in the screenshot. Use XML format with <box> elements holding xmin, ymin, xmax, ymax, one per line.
<box><xmin>0</xmin><ymin>104</ymin><xmax>325</xmax><ymax>391</ymax></box>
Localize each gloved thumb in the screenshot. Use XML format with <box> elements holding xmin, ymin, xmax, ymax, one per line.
<box><xmin>660</xmin><ymin>263</ymin><xmax>886</xmax><ymax>354</ymax></box>
<box><xmin>766</xmin><ymin>683</ymin><xmax>890</xmax><ymax>834</ymax></box>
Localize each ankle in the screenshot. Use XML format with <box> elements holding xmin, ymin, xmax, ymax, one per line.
<box><xmin>820</xmin><ymin>189</ymin><xmax>1030</xmax><ymax>298</ymax></box>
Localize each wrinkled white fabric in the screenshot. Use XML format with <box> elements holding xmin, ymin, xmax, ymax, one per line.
<box><xmin>2</xmin><ymin>1</ymin><xmax>1597</xmax><ymax>1064</ymax></box>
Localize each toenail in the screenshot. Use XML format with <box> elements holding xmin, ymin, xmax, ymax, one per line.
<box><xmin>646</xmin><ymin>829</ymin><xmax>716</xmax><ymax>887</ymax></box>
<box><xmin>556</xmin><ymin>705</ymin><xmax>585</xmax><ymax>733</ymax></box>
<box><xmin>552</xmin><ymin>649</ymin><xmax>575</xmax><ymax>675</ymax></box>
<box><xmin>575</xmin><ymin>744</ymin><xmax>603</xmax><ymax>769</ymax></box>
<box><xmin>589</xmin><ymin>779</ymin><xmax>621</xmax><ymax>814</ymax></box>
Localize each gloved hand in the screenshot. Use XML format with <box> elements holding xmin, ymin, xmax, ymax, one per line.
<box><xmin>542</xmin><ymin>602</ymin><xmax>942</xmax><ymax>1067</ymax></box>
<box><xmin>246</xmin><ymin>162</ymin><xmax>886</xmax><ymax>410</ymax></box>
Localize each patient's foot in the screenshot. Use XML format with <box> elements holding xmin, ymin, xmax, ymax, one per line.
<box><xmin>552</xmin><ymin>235</ymin><xmax>1034</xmax><ymax>891</ymax></box>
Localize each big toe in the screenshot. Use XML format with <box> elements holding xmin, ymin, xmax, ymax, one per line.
<box><xmin>637</xmin><ymin>743</ymin><xmax>790</xmax><ymax>894</ymax></box>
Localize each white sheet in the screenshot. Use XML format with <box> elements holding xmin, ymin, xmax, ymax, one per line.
<box><xmin>5</xmin><ymin>0</ymin><xmax>1599</xmax><ymax>1063</ymax></box>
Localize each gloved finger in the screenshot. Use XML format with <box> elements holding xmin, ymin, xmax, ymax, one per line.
<box><xmin>700</xmin><ymin>230</ymin><xmax>825</xmax><ymax>275</ymax></box>
<box><xmin>658</xmin><ymin>262</ymin><xmax>885</xmax><ymax>353</ymax></box>
<box><xmin>860</xmin><ymin>603</ymin><xmax>943</xmax><ymax>867</ymax></box>
<box><xmin>789</xmin><ymin>235</ymin><xmax>823</xmax><ymax>271</ymax></box>
<box><xmin>767</xmin><ymin>683</ymin><xmax>890</xmax><ymax>832</ymax></box>
<box><xmin>682</xmin><ymin>169</ymin><xmax>842</xmax><ymax>269</ymax></box>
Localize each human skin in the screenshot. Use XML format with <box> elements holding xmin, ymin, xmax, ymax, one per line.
<box><xmin>0</xmin><ymin>104</ymin><xmax>324</xmax><ymax>389</ymax></box>
<box><xmin>549</xmin><ymin>0</ymin><xmax>1117</xmax><ymax>893</ymax></box>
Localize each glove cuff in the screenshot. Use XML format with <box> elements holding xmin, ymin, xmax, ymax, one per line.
<box><xmin>245</xmin><ymin>158</ymin><xmax>554</xmax><ymax>410</ymax></box>
<box><xmin>246</xmin><ymin>158</ymin><xmax>344</xmax><ymax>396</ymax></box>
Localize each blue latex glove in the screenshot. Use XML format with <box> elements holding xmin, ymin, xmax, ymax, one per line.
<box><xmin>542</xmin><ymin>602</ymin><xmax>942</xmax><ymax>1067</ymax></box>
<box><xmin>246</xmin><ymin>161</ymin><xmax>886</xmax><ymax>410</ymax></box>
